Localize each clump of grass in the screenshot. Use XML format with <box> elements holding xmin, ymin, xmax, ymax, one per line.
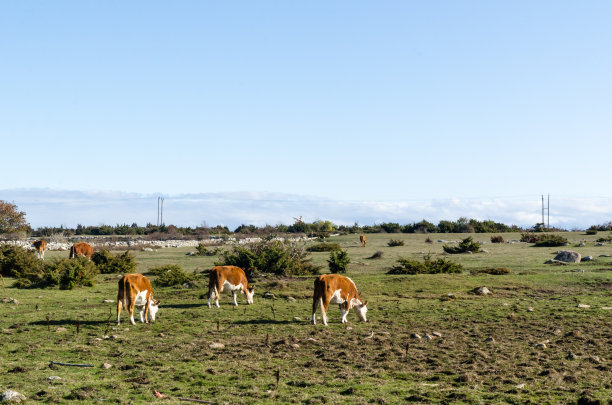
<box><xmin>596</xmin><ymin>234</ymin><xmax>612</xmax><ymax>242</ymax></box>
<box><xmin>307</xmin><ymin>243</ymin><xmax>341</xmax><ymax>252</ymax></box>
<box><xmin>328</xmin><ymin>250</ymin><xmax>350</xmax><ymax>273</ymax></box>
<box><xmin>470</xmin><ymin>267</ymin><xmax>511</xmax><ymax>275</ymax></box>
<box><xmin>490</xmin><ymin>235</ymin><xmax>504</xmax><ymax>243</ymax></box>
<box><xmin>443</xmin><ymin>237</ymin><xmax>481</xmax><ymax>254</ymax></box>
<box><xmin>387</xmin><ymin>239</ymin><xmax>405</xmax><ymax>247</ymax></box>
<box><xmin>387</xmin><ymin>254</ymin><xmax>463</xmax><ymax>275</ymax></box>
<box><xmin>195</xmin><ymin>244</ymin><xmax>221</xmax><ymax>256</ymax></box>
<box><xmin>425</xmin><ymin>237</ymin><xmax>433</xmax><ymax>244</ymax></box>
<box><xmin>367</xmin><ymin>251</ymin><xmax>384</xmax><ymax>259</ymax></box>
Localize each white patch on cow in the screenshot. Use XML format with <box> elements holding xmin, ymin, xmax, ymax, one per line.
<box><xmin>329</xmin><ymin>289</ymin><xmax>345</xmax><ymax>305</ymax></box>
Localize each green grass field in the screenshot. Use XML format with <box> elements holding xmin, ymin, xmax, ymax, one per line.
<box><xmin>1</xmin><ymin>232</ymin><xmax>611</xmax><ymax>404</ymax></box>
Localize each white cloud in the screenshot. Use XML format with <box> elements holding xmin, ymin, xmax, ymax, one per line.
<box><xmin>1</xmin><ymin>188</ymin><xmax>611</xmax><ymax>230</ymax></box>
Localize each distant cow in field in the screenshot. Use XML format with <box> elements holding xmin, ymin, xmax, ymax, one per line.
<box><xmin>117</xmin><ymin>273</ymin><xmax>160</xmax><ymax>325</ymax></box>
<box><xmin>69</xmin><ymin>242</ymin><xmax>94</xmax><ymax>259</ymax></box>
<box><xmin>312</xmin><ymin>274</ymin><xmax>367</xmax><ymax>325</ymax></box>
<box><xmin>360</xmin><ymin>235</ymin><xmax>366</xmax><ymax>247</ymax></box>
<box><xmin>207</xmin><ymin>265</ymin><xmax>254</xmax><ymax>308</ymax></box>
<box><xmin>32</xmin><ymin>240</ymin><xmax>47</xmax><ymax>260</ymax></box>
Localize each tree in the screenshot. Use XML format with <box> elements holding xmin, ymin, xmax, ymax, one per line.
<box><xmin>0</xmin><ymin>201</ymin><xmax>29</xmax><ymax>234</ymax></box>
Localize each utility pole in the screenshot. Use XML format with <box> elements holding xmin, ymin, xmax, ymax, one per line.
<box><xmin>157</xmin><ymin>197</ymin><xmax>165</xmax><ymax>226</ymax></box>
<box><xmin>541</xmin><ymin>194</ymin><xmax>550</xmax><ymax>230</ymax></box>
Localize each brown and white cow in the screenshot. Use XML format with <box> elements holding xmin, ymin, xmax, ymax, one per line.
<box><xmin>69</xmin><ymin>242</ymin><xmax>94</xmax><ymax>259</ymax></box>
<box><xmin>311</xmin><ymin>274</ymin><xmax>367</xmax><ymax>325</ymax></box>
<box><xmin>32</xmin><ymin>240</ymin><xmax>47</xmax><ymax>260</ymax></box>
<box><xmin>359</xmin><ymin>234</ymin><xmax>366</xmax><ymax>247</ymax></box>
<box><xmin>207</xmin><ymin>265</ymin><xmax>254</xmax><ymax>308</ymax></box>
<box><xmin>117</xmin><ymin>273</ymin><xmax>160</xmax><ymax>325</ymax></box>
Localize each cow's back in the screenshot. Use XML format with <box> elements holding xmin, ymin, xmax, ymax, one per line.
<box><xmin>118</xmin><ymin>274</ymin><xmax>153</xmax><ymax>299</ymax></box>
<box><xmin>210</xmin><ymin>265</ymin><xmax>247</xmax><ymax>286</ymax></box>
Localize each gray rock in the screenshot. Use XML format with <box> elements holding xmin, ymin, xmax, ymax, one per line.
<box><xmin>286</xmin><ymin>296</ymin><xmax>296</xmax><ymax>302</ymax></box>
<box><xmin>581</xmin><ymin>256</ymin><xmax>593</xmax><ymax>262</ymax></box>
<box><xmin>263</xmin><ymin>292</ymin><xmax>276</xmax><ymax>299</ymax></box>
<box><xmin>535</xmin><ymin>343</ymin><xmax>547</xmax><ymax>349</ymax></box>
<box><xmin>474</xmin><ymin>286</ymin><xmax>491</xmax><ymax>295</ymax></box>
<box><xmin>101</xmin><ymin>363</ymin><xmax>113</xmax><ymax>369</ymax></box>
<box><xmin>47</xmin><ymin>376</ymin><xmax>62</xmax><ymax>381</ymax></box>
<box><xmin>599</xmin><ymin>254</ymin><xmax>611</xmax><ymax>257</ymax></box>
<box><xmin>577</xmin><ymin>303</ymin><xmax>591</xmax><ymax>308</ymax></box>
<box><xmin>0</xmin><ymin>390</ymin><xmax>27</xmax><ymax>403</ymax></box>
<box><xmin>485</xmin><ymin>336</ymin><xmax>495</xmax><ymax>343</ymax></box>
<box><xmin>103</xmin><ymin>299</ymin><xmax>114</xmax><ymax>303</ymax></box>
<box><xmin>209</xmin><ymin>342</ymin><xmax>225</xmax><ymax>349</ymax></box>
<box><xmin>410</xmin><ymin>333</ymin><xmax>422</xmax><ymax>339</ymax></box>
<box><xmin>553</xmin><ymin>251</ymin><xmax>581</xmax><ymax>263</ymax></box>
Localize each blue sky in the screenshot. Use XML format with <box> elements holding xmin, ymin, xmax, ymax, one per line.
<box><xmin>1</xmin><ymin>2</ymin><xmax>611</xmax><ymax>229</ymax></box>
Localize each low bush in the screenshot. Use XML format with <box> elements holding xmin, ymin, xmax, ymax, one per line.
<box><xmin>307</xmin><ymin>243</ymin><xmax>341</xmax><ymax>252</ymax></box>
<box><xmin>470</xmin><ymin>267</ymin><xmax>511</xmax><ymax>275</ymax></box>
<box><xmin>14</xmin><ymin>257</ymin><xmax>99</xmax><ymax>289</ymax></box>
<box><xmin>596</xmin><ymin>234</ymin><xmax>612</xmax><ymax>243</ymax></box>
<box><xmin>151</xmin><ymin>264</ymin><xmax>195</xmax><ymax>287</ymax></box>
<box><xmin>195</xmin><ymin>244</ymin><xmax>221</xmax><ymax>256</ymax></box>
<box><xmin>0</xmin><ymin>245</ymin><xmax>43</xmax><ymax>278</ymax></box>
<box><xmin>387</xmin><ymin>239</ymin><xmax>405</xmax><ymax>247</ymax></box>
<box><xmin>490</xmin><ymin>235</ymin><xmax>504</xmax><ymax>243</ymax></box>
<box><xmin>520</xmin><ymin>233</ymin><xmax>539</xmax><ymax>243</ymax></box>
<box><xmin>533</xmin><ymin>234</ymin><xmax>568</xmax><ymax>247</ymax></box>
<box><xmin>443</xmin><ymin>237</ymin><xmax>481</xmax><ymax>254</ymax></box>
<box><xmin>328</xmin><ymin>250</ymin><xmax>350</xmax><ymax>273</ymax></box>
<box><xmin>217</xmin><ymin>240</ymin><xmax>321</xmax><ymax>276</ymax></box>
<box><xmin>388</xmin><ymin>255</ymin><xmax>463</xmax><ymax>275</ymax></box>
<box><xmin>585</xmin><ymin>227</ymin><xmax>598</xmax><ymax>235</ymax></box>
<box><xmin>92</xmin><ymin>250</ymin><xmax>137</xmax><ymax>274</ymax></box>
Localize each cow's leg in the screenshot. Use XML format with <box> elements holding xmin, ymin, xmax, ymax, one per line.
<box><xmin>311</xmin><ymin>296</ymin><xmax>319</xmax><ymax>325</ymax></box>
<box><xmin>139</xmin><ymin>306</ymin><xmax>145</xmax><ymax>323</ymax></box>
<box><xmin>116</xmin><ymin>300</ymin><xmax>122</xmax><ymax>325</ymax></box>
<box><xmin>143</xmin><ymin>297</ymin><xmax>150</xmax><ymax>323</ymax></box>
<box><xmin>232</xmin><ymin>290</ymin><xmax>238</xmax><ymax>306</ymax></box>
<box><xmin>321</xmin><ymin>297</ymin><xmax>330</xmax><ymax>326</ymax></box>
<box><xmin>215</xmin><ymin>281</ymin><xmax>223</xmax><ymax>307</ymax></box>
<box><xmin>340</xmin><ymin>303</ymin><xmax>349</xmax><ymax>323</ymax></box>
<box><xmin>128</xmin><ymin>294</ymin><xmax>137</xmax><ymax>325</ymax></box>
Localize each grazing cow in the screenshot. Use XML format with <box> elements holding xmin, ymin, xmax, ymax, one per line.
<box><xmin>207</xmin><ymin>265</ymin><xmax>254</xmax><ymax>308</ymax></box>
<box><xmin>69</xmin><ymin>242</ymin><xmax>94</xmax><ymax>259</ymax></box>
<box><xmin>32</xmin><ymin>240</ymin><xmax>47</xmax><ymax>260</ymax></box>
<box><xmin>312</xmin><ymin>274</ymin><xmax>367</xmax><ymax>325</ymax></box>
<box><xmin>360</xmin><ymin>234</ymin><xmax>366</xmax><ymax>247</ymax></box>
<box><xmin>117</xmin><ymin>274</ymin><xmax>160</xmax><ymax>325</ymax></box>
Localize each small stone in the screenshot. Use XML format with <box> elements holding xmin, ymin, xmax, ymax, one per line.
<box><xmin>263</xmin><ymin>292</ymin><xmax>276</xmax><ymax>299</ymax></box>
<box><xmin>503</xmin><ymin>302</ymin><xmax>510</xmax><ymax>306</ymax></box>
<box><xmin>515</xmin><ymin>383</ymin><xmax>526</xmax><ymax>389</ymax></box>
<box><xmin>209</xmin><ymin>342</ymin><xmax>225</xmax><ymax>349</ymax></box>
<box><xmin>286</xmin><ymin>296</ymin><xmax>296</xmax><ymax>302</ymax></box>
<box><xmin>601</xmin><ymin>307</ymin><xmax>612</xmax><ymax>310</ymax></box>
<box><xmin>290</xmin><ymin>343</ymin><xmax>300</xmax><ymax>349</ymax></box>
<box><xmin>527</xmin><ymin>307</ymin><xmax>534</xmax><ymax>312</ymax></box>
<box><xmin>535</xmin><ymin>343</ymin><xmax>547</xmax><ymax>349</ymax></box>
<box><xmin>110</xmin><ymin>335</ymin><xmax>119</xmax><ymax>340</ymax></box>
<box><xmin>292</xmin><ymin>317</ymin><xmax>301</xmax><ymax>322</ymax></box>
<box><xmin>566</xmin><ymin>352</ymin><xmax>578</xmax><ymax>360</ymax></box>
<box><xmin>411</xmin><ymin>333</ymin><xmax>422</xmax><ymax>339</ymax></box>
<box><xmin>55</xmin><ymin>327</ymin><xmax>67</xmax><ymax>333</ymax></box>
<box><xmin>473</xmin><ymin>287</ymin><xmax>491</xmax><ymax>295</ymax></box>
<box><xmin>424</xmin><ymin>334</ymin><xmax>433</xmax><ymax>340</ymax></box>
<box><xmin>590</xmin><ymin>355</ymin><xmax>602</xmax><ymax>364</ymax></box>
<box><xmin>485</xmin><ymin>337</ymin><xmax>495</xmax><ymax>343</ymax></box>
<box><xmin>47</xmin><ymin>376</ymin><xmax>62</xmax><ymax>381</ymax></box>
<box><xmin>157</xmin><ymin>333</ymin><xmax>165</xmax><ymax>337</ymax></box>
<box><xmin>103</xmin><ymin>299</ymin><xmax>114</xmax><ymax>303</ymax></box>
<box><xmin>581</xmin><ymin>256</ymin><xmax>593</xmax><ymax>262</ymax></box>
<box><xmin>577</xmin><ymin>304</ymin><xmax>591</xmax><ymax>309</ymax></box>
<box><xmin>432</xmin><ymin>332</ymin><xmax>442</xmax><ymax>338</ymax></box>
<box><xmin>447</xmin><ymin>293</ymin><xmax>456</xmax><ymax>300</ymax></box>
<box><xmin>346</xmin><ymin>326</ymin><xmax>353</xmax><ymax>331</ymax></box>
<box><xmin>101</xmin><ymin>363</ymin><xmax>113</xmax><ymax>369</ymax></box>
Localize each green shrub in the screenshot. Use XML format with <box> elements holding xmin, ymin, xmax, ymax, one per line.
<box><xmin>195</xmin><ymin>244</ymin><xmax>221</xmax><ymax>256</ymax></box>
<box><xmin>443</xmin><ymin>237</ymin><xmax>481</xmax><ymax>254</ymax></box>
<box><xmin>470</xmin><ymin>267</ymin><xmax>511</xmax><ymax>275</ymax></box>
<box><xmin>17</xmin><ymin>257</ymin><xmax>99</xmax><ymax>289</ymax></box>
<box><xmin>91</xmin><ymin>250</ymin><xmax>137</xmax><ymax>274</ymax></box>
<box><xmin>596</xmin><ymin>234</ymin><xmax>612</xmax><ymax>242</ymax></box>
<box><xmin>151</xmin><ymin>264</ymin><xmax>194</xmax><ymax>287</ymax></box>
<box><xmin>490</xmin><ymin>235</ymin><xmax>504</xmax><ymax>243</ymax></box>
<box><xmin>533</xmin><ymin>234</ymin><xmax>568</xmax><ymax>247</ymax></box>
<box><xmin>585</xmin><ymin>227</ymin><xmax>598</xmax><ymax>235</ymax></box>
<box><xmin>307</xmin><ymin>243</ymin><xmax>341</xmax><ymax>252</ymax></box>
<box><xmin>387</xmin><ymin>239</ymin><xmax>405</xmax><ymax>247</ymax></box>
<box><xmin>327</xmin><ymin>250</ymin><xmax>350</xmax><ymax>273</ymax></box>
<box><xmin>388</xmin><ymin>255</ymin><xmax>463</xmax><ymax>275</ymax></box>
<box><xmin>0</xmin><ymin>245</ymin><xmax>43</xmax><ymax>278</ymax></box>
<box><xmin>217</xmin><ymin>240</ymin><xmax>320</xmax><ymax>276</ymax></box>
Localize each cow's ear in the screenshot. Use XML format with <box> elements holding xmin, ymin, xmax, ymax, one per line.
<box><xmin>155</xmin><ymin>300</ymin><xmax>161</xmax><ymax>306</ymax></box>
<box><xmin>362</xmin><ymin>300</ymin><xmax>368</xmax><ymax>306</ymax></box>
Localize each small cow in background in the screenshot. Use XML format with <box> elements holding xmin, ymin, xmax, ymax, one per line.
<box><xmin>69</xmin><ymin>242</ymin><xmax>94</xmax><ymax>259</ymax></box>
<box><xmin>359</xmin><ymin>235</ymin><xmax>366</xmax><ymax>247</ymax></box>
<box><xmin>117</xmin><ymin>274</ymin><xmax>160</xmax><ymax>325</ymax></box>
<box><xmin>208</xmin><ymin>265</ymin><xmax>254</xmax><ymax>308</ymax></box>
<box><xmin>33</xmin><ymin>240</ymin><xmax>47</xmax><ymax>260</ymax></box>
<box><xmin>312</xmin><ymin>274</ymin><xmax>367</xmax><ymax>325</ymax></box>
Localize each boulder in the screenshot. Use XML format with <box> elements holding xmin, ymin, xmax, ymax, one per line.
<box><xmin>553</xmin><ymin>251</ymin><xmax>581</xmax><ymax>263</ymax></box>
<box><xmin>0</xmin><ymin>391</ymin><xmax>26</xmax><ymax>403</ymax></box>
<box><xmin>473</xmin><ymin>286</ymin><xmax>491</xmax><ymax>295</ymax></box>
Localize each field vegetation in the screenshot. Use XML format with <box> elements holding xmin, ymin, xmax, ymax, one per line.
<box><xmin>1</xmin><ymin>232</ymin><xmax>611</xmax><ymax>403</ymax></box>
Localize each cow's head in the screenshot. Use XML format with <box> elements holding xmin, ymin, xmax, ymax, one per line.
<box><xmin>354</xmin><ymin>300</ymin><xmax>368</xmax><ymax>322</ymax></box>
<box><xmin>245</xmin><ymin>287</ymin><xmax>254</xmax><ymax>304</ymax></box>
<box><xmin>149</xmin><ymin>300</ymin><xmax>160</xmax><ymax>322</ymax></box>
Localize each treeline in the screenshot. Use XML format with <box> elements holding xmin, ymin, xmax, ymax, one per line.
<box><xmin>29</xmin><ymin>217</ymin><xmax>530</xmax><ymax>238</ymax></box>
